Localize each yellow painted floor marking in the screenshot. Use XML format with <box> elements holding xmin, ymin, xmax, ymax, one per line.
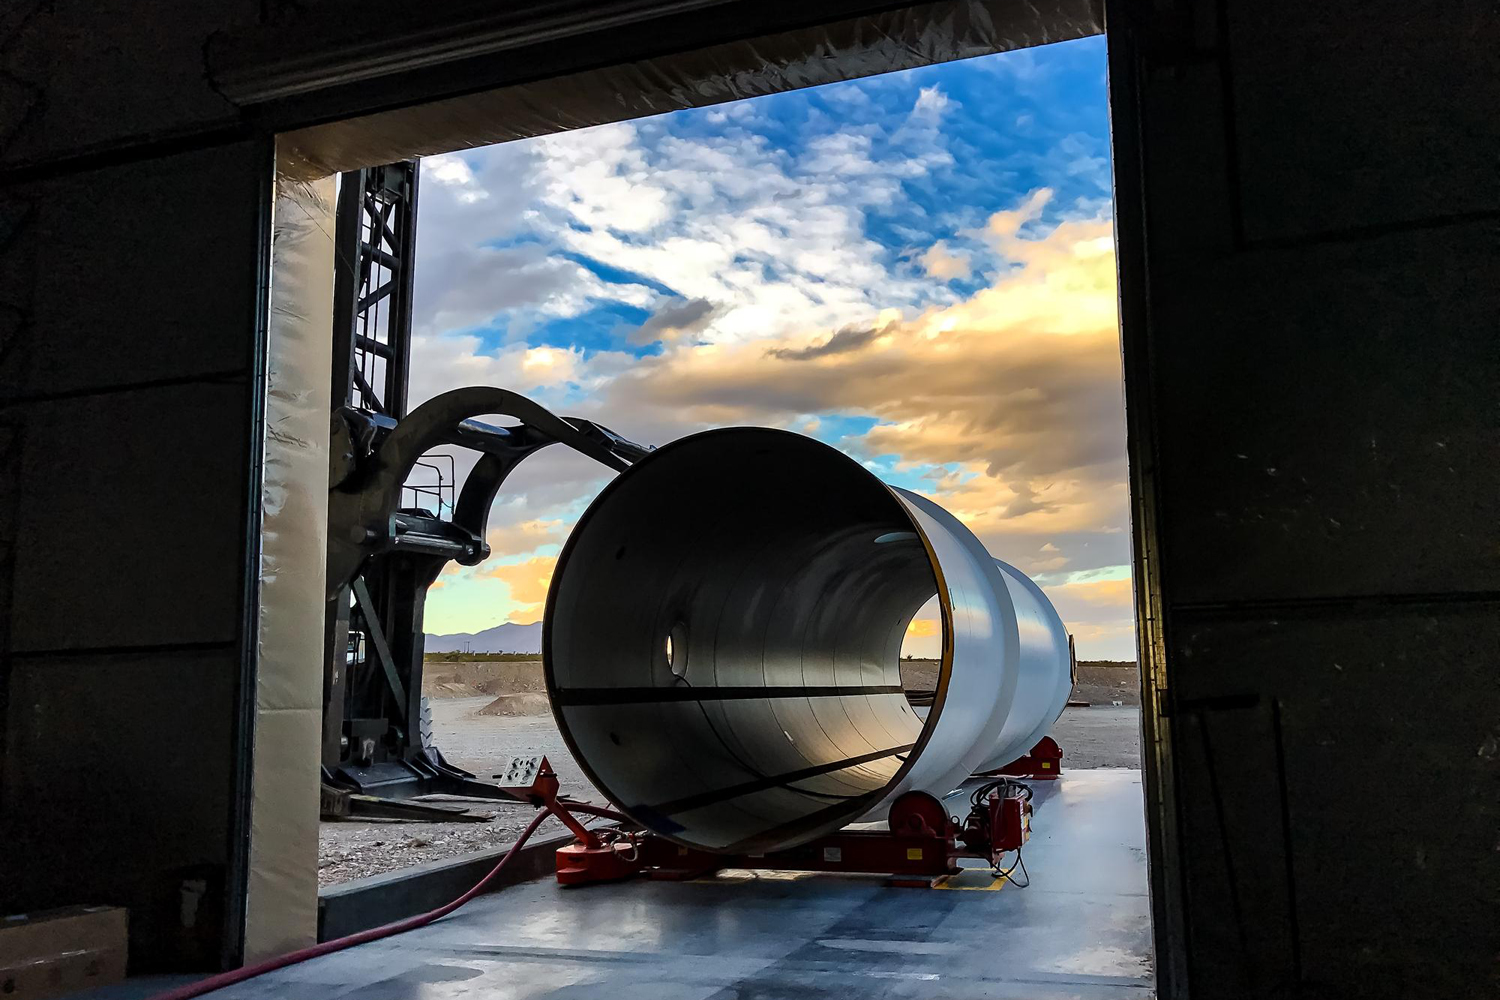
<box><xmin>933</xmin><ymin>868</ymin><xmax>1007</xmax><ymax>891</ymax></box>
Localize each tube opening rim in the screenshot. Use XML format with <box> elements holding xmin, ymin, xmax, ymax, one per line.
<box><xmin>542</xmin><ymin>426</ymin><xmax>960</xmax><ymax>853</ymax></box>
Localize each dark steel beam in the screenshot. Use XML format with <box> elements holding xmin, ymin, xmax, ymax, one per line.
<box><xmin>332</xmin><ymin>161</ymin><xmax>419</xmax><ymax>418</ymax></box>
<box><xmin>354</xmin><ymin>334</ymin><xmax>394</xmax><ymax>359</ymax></box>
<box><xmin>356</xmin><ymin>280</ymin><xmax>395</xmax><ymax>316</ymax></box>
<box><xmin>351</xmin><ymin>577</ymin><xmax>409</xmax><ymax>720</ymax></box>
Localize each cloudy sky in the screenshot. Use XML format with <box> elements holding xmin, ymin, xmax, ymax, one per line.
<box><xmin>408</xmin><ymin>36</ymin><xmax>1136</xmax><ymax>661</ymax></box>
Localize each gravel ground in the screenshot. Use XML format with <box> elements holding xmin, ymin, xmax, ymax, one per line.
<box><xmin>316</xmin><ymin>699</ymin><xmax>598</xmax><ymax>887</ymax></box>
<box><xmin>1052</xmin><ymin>706</ymin><xmax>1142</xmax><ymax>769</ymax></box>
<box><xmin>318</xmin><ymin>701</ymin><xmax>1142</xmax><ymax>886</ymax></box>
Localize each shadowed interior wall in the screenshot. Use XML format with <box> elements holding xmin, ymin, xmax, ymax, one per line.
<box><xmin>0</xmin><ymin>137</ymin><xmax>274</xmax><ymax>969</ymax></box>
<box><xmin>1109</xmin><ymin>3</ymin><xmax>1499</xmax><ymax>998</ymax></box>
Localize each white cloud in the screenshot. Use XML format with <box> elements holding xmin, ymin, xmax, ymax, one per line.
<box><xmin>912</xmin><ymin>86</ymin><xmax>952</xmax><ymax>117</ymax></box>
<box><xmin>919</xmin><ymin>241</ymin><xmax>971</xmax><ymax>281</ymax></box>
<box><xmin>534</xmin><ymin>123</ymin><xmax>673</xmax><ymax>233</ymax></box>
<box><xmin>423</xmin><ymin>153</ymin><xmax>485</xmax><ymax>202</ymax></box>
<box><xmin>414</xmin><ymin>103</ymin><xmax>964</xmax><ymax>357</ymax></box>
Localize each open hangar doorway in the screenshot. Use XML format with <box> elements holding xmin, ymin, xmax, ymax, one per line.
<box><xmin>312</xmin><ymin>32</ymin><xmax>1146</xmax><ymax>891</ymax></box>
<box><xmin>248</xmin><ymin>1</ymin><xmax>1163</xmax><ymax>993</ymax></box>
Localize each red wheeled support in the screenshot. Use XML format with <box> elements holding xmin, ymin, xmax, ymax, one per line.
<box><xmin>552</xmin><ymin>789</ymin><xmax>965</xmax><ymax>886</ymax></box>
<box><xmin>887</xmin><ymin>789</ymin><xmax>949</xmax><ymax>838</ymax></box>
<box><xmin>491</xmin><ymin>755</ymin><xmax>648</xmax><ymax>885</ymax></box>
<box><xmin>980</xmin><ymin>736</ymin><xmax>1063</xmax><ymax>780</ymax></box>
<box><xmin>537</xmin><ymin>773</ymin><xmax>1039</xmax><ymax>888</ymax></box>
<box><xmin>555</xmin><ymin>841</ymin><xmax>642</xmax><ymax>885</ymax></box>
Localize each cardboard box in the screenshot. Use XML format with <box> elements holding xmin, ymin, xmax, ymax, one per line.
<box><xmin>0</xmin><ymin>906</ymin><xmax>128</xmax><ymax>1000</ymax></box>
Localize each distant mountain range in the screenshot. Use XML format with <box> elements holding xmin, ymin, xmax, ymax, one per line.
<box><xmin>425</xmin><ymin>621</ymin><xmax>542</xmax><ymax>654</ymax></box>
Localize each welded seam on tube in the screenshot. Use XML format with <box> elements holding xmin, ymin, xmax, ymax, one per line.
<box><xmin>645</xmin><ymin>743</ymin><xmax>916</xmax><ymax>817</ymax></box>
<box><xmin>553</xmin><ymin>684</ymin><xmax>906</xmax><ymax>706</ymax></box>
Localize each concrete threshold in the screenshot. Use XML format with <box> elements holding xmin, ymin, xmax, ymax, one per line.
<box><xmin>318</xmin><ymin>823</ymin><xmax>594</xmax><ymax>940</ymax></box>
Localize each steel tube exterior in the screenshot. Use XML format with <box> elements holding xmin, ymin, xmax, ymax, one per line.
<box><xmin>976</xmin><ymin>556</ymin><xmax>1074</xmax><ymax>773</ymax></box>
<box><xmin>544</xmin><ymin>427</ymin><xmax>1071</xmax><ymax>853</ymax></box>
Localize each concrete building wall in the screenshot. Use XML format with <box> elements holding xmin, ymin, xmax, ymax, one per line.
<box><xmin>1110</xmin><ymin>2</ymin><xmax>1499</xmax><ymax>997</ymax></box>
<box><xmin>1</xmin><ymin>0</ymin><xmax>271</xmax><ymax>971</ymax></box>
<box><xmin>0</xmin><ymin>137</ymin><xmax>273</xmax><ymax>967</ymax></box>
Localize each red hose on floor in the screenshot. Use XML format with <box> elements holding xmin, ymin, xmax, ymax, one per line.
<box><xmin>147</xmin><ymin>809</ymin><xmax>555</xmax><ymax>1000</ymax></box>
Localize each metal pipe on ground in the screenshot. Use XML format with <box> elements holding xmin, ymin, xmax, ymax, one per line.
<box><xmin>544</xmin><ymin>427</ymin><xmax>1071</xmax><ymax>854</ymax></box>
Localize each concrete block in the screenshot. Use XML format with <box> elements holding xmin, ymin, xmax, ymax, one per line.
<box><xmin>0</xmin><ymin>142</ymin><xmax>270</xmax><ymax>402</ymax></box>
<box><xmin>1166</xmin><ymin>603</ymin><xmax>1498</xmax><ymax>998</ymax></box>
<box><xmin>0</xmin><ymin>0</ymin><xmax>254</xmax><ymax>168</ymax></box>
<box><xmin>6</xmin><ymin>381</ymin><xmax>252</xmax><ymax>653</ymax></box>
<box><xmin>1225</xmin><ymin>0</ymin><xmax>1500</xmax><ymax>242</ymax></box>
<box><xmin>1149</xmin><ymin>218</ymin><xmax>1500</xmax><ymax>604</ymax></box>
<box><xmin>1</xmin><ymin>648</ymin><xmax>239</xmax><ymax>969</ymax></box>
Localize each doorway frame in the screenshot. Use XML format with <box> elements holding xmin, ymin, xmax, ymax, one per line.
<box><xmin>242</xmin><ymin>0</ymin><xmax>1183</xmax><ymax>991</ymax></box>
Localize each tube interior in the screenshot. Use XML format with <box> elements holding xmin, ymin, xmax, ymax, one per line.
<box><xmin>545</xmin><ymin>428</ymin><xmax>942</xmax><ymax>851</ymax></box>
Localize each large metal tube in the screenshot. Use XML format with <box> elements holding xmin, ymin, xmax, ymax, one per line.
<box><xmin>544</xmin><ymin>427</ymin><xmax>1071</xmax><ymax>854</ymax></box>
<box><xmin>976</xmin><ymin>556</ymin><xmax>1074</xmax><ymax>773</ymax></box>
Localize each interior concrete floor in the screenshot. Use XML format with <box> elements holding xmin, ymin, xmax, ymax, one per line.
<box><xmin>90</xmin><ymin>769</ymin><xmax>1152</xmax><ymax>999</ymax></box>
